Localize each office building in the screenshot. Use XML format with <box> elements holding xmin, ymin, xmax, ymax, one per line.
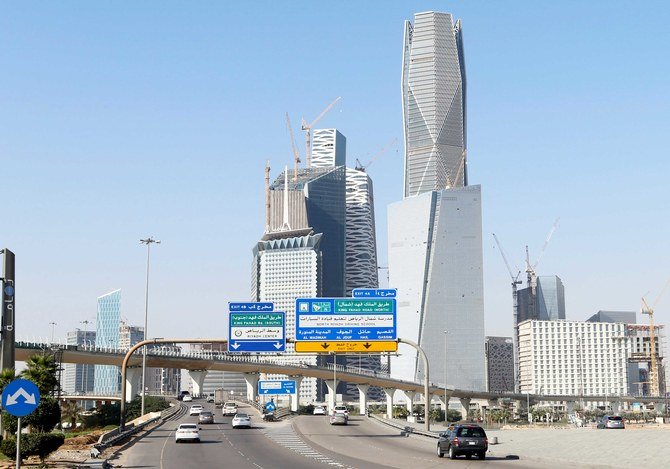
<box><xmin>390</xmin><ymin>11</ymin><xmax>485</xmax><ymax>391</ymax></box>
<box><xmin>485</xmin><ymin>337</ymin><xmax>514</xmax><ymax>393</ymax></box>
<box><xmin>388</xmin><ymin>186</ymin><xmax>485</xmax><ymax>390</ymax></box>
<box><xmin>94</xmin><ymin>290</ymin><xmax>121</xmax><ymax>395</ymax></box>
<box><xmin>119</xmin><ymin>322</ymin><xmax>144</xmax><ymax>349</ymax></box>
<box><xmin>62</xmin><ymin>328</ymin><xmax>96</xmax><ymax>395</ymax></box>
<box><xmin>311</xmin><ymin>129</ymin><xmax>346</xmax><ymax>168</ymax></box>
<box><xmin>517</xmin><ymin>276</ymin><xmax>566</xmax><ymax>324</ymax></box>
<box><xmin>587</xmin><ymin>311</ymin><xmax>636</xmax><ymax>324</ymax></box>
<box><xmin>402</xmin><ymin>11</ymin><xmax>467</xmax><ymax>197</ymax></box>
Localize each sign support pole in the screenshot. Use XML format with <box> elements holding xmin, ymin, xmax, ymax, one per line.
<box><xmin>15</xmin><ymin>417</ymin><xmax>20</xmax><ymax>469</ymax></box>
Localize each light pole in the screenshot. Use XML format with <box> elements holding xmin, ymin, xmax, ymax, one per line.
<box><xmin>49</xmin><ymin>322</ymin><xmax>57</xmax><ymax>343</ymax></box>
<box><xmin>140</xmin><ymin>237</ymin><xmax>160</xmax><ymax>416</ymax></box>
<box><xmin>332</xmin><ymin>352</ymin><xmax>337</xmax><ymax>410</ymax></box>
<box><xmin>443</xmin><ymin>330</ymin><xmax>448</xmax><ymax>419</ymax></box>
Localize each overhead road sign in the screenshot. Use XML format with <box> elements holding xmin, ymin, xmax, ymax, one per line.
<box><xmin>295</xmin><ymin>298</ymin><xmax>396</xmax><ymax>342</ymax></box>
<box><xmin>295</xmin><ymin>341</ymin><xmax>398</xmax><ymax>353</ymax></box>
<box><xmin>259</xmin><ymin>380</ymin><xmax>296</xmax><ymax>395</ymax></box>
<box><xmin>229</xmin><ymin>302</ymin><xmax>274</xmax><ymax>312</ymax></box>
<box><xmin>352</xmin><ymin>288</ymin><xmax>397</xmax><ymax>298</ymax></box>
<box><xmin>228</xmin><ymin>311</ymin><xmax>285</xmax><ymax>352</ymax></box>
<box><xmin>2</xmin><ymin>379</ymin><xmax>40</xmax><ymax>417</ymax></box>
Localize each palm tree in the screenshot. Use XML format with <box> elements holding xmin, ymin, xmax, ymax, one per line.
<box><xmin>20</xmin><ymin>353</ymin><xmax>58</xmax><ymax>395</ymax></box>
<box><xmin>61</xmin><ymin>401</ymin><xmax>81</xmax><ymax>430</ymax></box>
<box><xmin>0</xmin><ymin>367</ymin><xmax>17</xmax><ymax>391</ymax></box>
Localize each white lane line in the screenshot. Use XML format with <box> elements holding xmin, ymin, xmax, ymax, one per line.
<box><xmin>160</xmin><ymin>427</ymin><xmax>176</xmax><ymax>469</ymax></box>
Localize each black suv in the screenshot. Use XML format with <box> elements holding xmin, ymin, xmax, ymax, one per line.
<box><xmin>437</xmin><ymin>424</ymin><xmax>488</xmax><ymax>460</ymax></box>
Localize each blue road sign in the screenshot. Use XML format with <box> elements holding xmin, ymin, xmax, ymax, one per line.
<box><xmin>2</xmin><ymin>379</ymin><xmax>40</xmax><ymax>417</ymax></box>
<box><xmin>264</xmin><ymin>400</ymin><xmax>276</xmax><ymax>412</ymax></box>
<box><xmin>295</xmin><ymin>298</ymin><xmax>396</xmax><ymax>341</ymax></box>
<box><xmin>352</xmin><ymin>288</ymin><xmax>397</xmax><ymax>298</ymax></box>
<box><xmin>258</xmin><ymin>380</ymin><xmax>296</xmax><ymax>395</ymax></box>
<box><xmin>228</xmin><ymin>311</ymin><xmax>286</xmax><ymax>353</ymax></box>
<box><xmin>229</xmin><ymin>302</ymin><xmax>274</xmax><ymax>312</ymax></box>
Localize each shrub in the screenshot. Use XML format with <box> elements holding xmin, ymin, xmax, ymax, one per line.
<box><xmin>24</xmin><ymin>396</ymin><xmax>61</xmax><ymax>432</ymax></box>
<box><xmin>0</xmin><ymin>433</ymin><xmax>64</xmax><ymax>462</ymax></box>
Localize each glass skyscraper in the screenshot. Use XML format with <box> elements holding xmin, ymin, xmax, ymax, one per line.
<box><xmin>94</xmin><ymin>289</ymin><xmax>121</xmax><ymax>395</ymax></box>
<box><xmin>389</xmin><ymin>11</ymin><xmax>485</xmax><ymax>391</ymax></box>
<box><xmin>516</xmin><ymin>276</ymin><xmax>566</xmax><ymax>323</ymax></box>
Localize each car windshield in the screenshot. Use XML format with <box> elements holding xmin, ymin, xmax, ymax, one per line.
<box><xmin>457</xmin><ymin>427</ymin><xmax>486</xmax><ymax>438</ymax></box>
<box><xmin>180</xmin><ymin>424</ymin><xmax>197</xmax><ymax>430</ymax></box>
<box><xmin>235</xmin><ymin>414</ymin><xmax>249</xmax><ymax>418</ymax></box>
<box><xmin>608</xmin><ymin>416</ymin><xmax>623</xmax><ymax>421</ymax></box>
<box><xmin>200</xmin><ymin>412</ymin><xmax>212</xmax><ymax>416</ymax></box>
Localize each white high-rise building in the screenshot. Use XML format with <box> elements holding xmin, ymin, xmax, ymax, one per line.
<box><xmin>311</xmin><ymin>129</ymin><xmax>346</xmax><ymax>168</ymax></box>
<box><xmin>518</xmin><ymin>320</ymin><xmax>629</xmax><ymax>397</ymax></box>
<box><xmin>62</xmin><ymin>329</ymin><xmax>96</xmax><ymax>395</ymax></box>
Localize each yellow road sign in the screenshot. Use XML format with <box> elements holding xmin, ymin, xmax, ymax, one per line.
<box><xmin>294</xmin><ymin>341</ymin><xmax>397</xmax><ymax>353</ymax></box>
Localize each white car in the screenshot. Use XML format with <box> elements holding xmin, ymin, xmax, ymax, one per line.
<box><xmin>223</xmin><ymin>402</ymin><xmax>238</xmax><ymax>416</ymax></box>
<box><xmin>175</xmin><ymin>423</ymin><xmax>200</xmax><ymax>443</ymax></box>
<box><xmin>313</xmin><ymin>405</ymin><xmax>327</xmax><ymax>415</ymax></box>
<box><xmin>182</xmin><ymin>395</ymin><xmax>193</xmax><ymax>402</ymax></box>
<box><xmin>189</xmin><ymin>405</ymin><xmax>204</xmax><ymax>416</ymax></box>
<box><xmin>333</xmin><ymin>405</ymin><xmax>349</xmax><ymax>419</ymax></box>
<box><xmin>231</xmin><ymin>413</ymin><xmax>252</xmax><ymax>429</ymax></box>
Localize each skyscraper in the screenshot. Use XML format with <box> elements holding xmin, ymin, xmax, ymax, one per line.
<box><xmin>402</xmin><ymin>11</ymin><xmax>467</xmax><ymax>197</ymax></box>
<box><xmin>389</xmin><ymin>11</ymin><xmax>485</xmax><ymax>391</ymax></box>
<box><xmin>311</xmin><ymin>129</ymin><xmax>346</xmax><ymax>168</ymax></box>
<box><xmin>516</xmin><ymin>276</ymin><xmax>566</xmax><ymax>324</ymax></box>
<box><xmin>485</xmin><ymin>336</ymin><xmax>514</xmax><ymax>392</ymax></box>
<box><xmin>94</xmin><ymin>289</ymin><xmax>121</xmax><ymax>395</ymax></box>
<box><xmin>62</xmin><ymin>328</ymin><xmax>96</xmax><ymax>396</ymax></box>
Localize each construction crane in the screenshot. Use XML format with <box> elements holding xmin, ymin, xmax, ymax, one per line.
<box><xmin>492</xmin><ymin>233</ymin><xmax>523</xmax><ymax>392</ymax></box>
<box><xmin>354</xmin><ymin>138</ymin><xmax>398</xmax><ymax>172</ymax></box>
<box><xmin>446</xmin><ymin>150</ymin><xmax>467</xmax><ymax>189</ymax></box>
<box><xmin>524</xmin><ymin>218</ymin><xmax>560</xmax><ymax>320</ymax></box>
<box><xmin>301</xmin><ymin>97</ymin><xmax>341</xmax><ymax>168</ymax></box>
<box><xmin>285</xmin><ymin>112</ymin><xmax>301</xmax><ymax>182</ymax></box>
<box><xmin>640</xmin><ymin>278</ymin><xmax>670</xmax><ymax>397</ymax></box>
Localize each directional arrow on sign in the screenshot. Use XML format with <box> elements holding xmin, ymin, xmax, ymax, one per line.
<box><xmin>321</xmin><ymin>343</ymin><xmax>330</xmax><ymax>350</ymax></box>
<box><xmin>230</xmin><ymin>342</ymin><xmax>241</xmax><ymax>349</ymax></box>
<box><xmin>273</xmin><ymin>342</ymin><xmax>282</xmax><ymax>349</ymax></box>
<box><xmin>6</xmin><ymin>387</ymin><xmax>37</xmax><ymax>406</ymax></box>
<box><xmin>363</xmin><ymin>343</ymin><xmax>371</xmax><ymax>349</ymax></box>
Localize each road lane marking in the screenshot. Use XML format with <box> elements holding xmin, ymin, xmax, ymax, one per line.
<box><xmin>262</xmin><ymin>425</ymin><xmax>355</xmax><ymax>468</ymax></box>
<box><xmin>160</xmin><ymin>427</ymin><xmax>176</xmax><ymax>469</ymax></box>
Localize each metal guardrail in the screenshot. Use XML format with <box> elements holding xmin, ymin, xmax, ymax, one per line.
<box><xmin>369</xmin><ymin>413</ymin><xmax>440</xmax><ymax>439</ymax></box>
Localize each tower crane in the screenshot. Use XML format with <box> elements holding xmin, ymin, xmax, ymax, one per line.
<box><xmin>355</xmin><ymin>138</ymin><xmax>398</xmax><ymax>172</ymax></box>
<box><xmin>641</xmin><ymin>278</ymin><xmax>670</xmax><ymax>397</ymax></box>
<box><xmin>492</xmin><ymin>233</ymin><xmax>523</xmax><ymax>392</ymax></box>
<box><xmin>301</xmin><ymin>97</ymin><xmax>341</xmax><ymax>167</ymax></box>
<box><xmin>524</xmin><ymin>218</ymin><xmax>560</xmax><ymax>319</ymax></box>
<box><xmin>285</xmin><ymin>112</ymin><xmax>301</xmax><ymax>182</ymax></box>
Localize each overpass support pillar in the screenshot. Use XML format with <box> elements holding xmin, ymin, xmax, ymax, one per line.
<box><xmin>459</xmin><ymin>398</ymin><xmax>471</xmax><ymax>421</ymax></box>
<box><xmin>383</xmin><ymin>388</ymin><xmax>395</xmax><ymax>419</ymax></box>
<box><xmin>243</xmin><ymin>373</ymin><xmax>259</xmax><ymax>402</ymax></box>
<box><xmin>565</xmin><ymin>401</ymin><xmax>575</xmax><ymax>414</ymax></box>
<box><xmin>324</xmin><ymin>380</ymin><xmax>339</xmax><ymax>413</ymax></box>
<box><xmin>611</xmin><ymin>401</ymin><xmax>621</xmax><ymax>415</ymax></box>
<box><xmin>125</xmin><ymin>367</ymin><xmax>142</xmax><ymax>402</ymax></box>
<box><xmin>356</xmin><ymin>384</ymin><xmax>369</xmax><ymax>415</ymax></box>
<box><xmin>290</xmin><ymin>376</ymin><xmax>304</xmax><ymax>412</ymax></box>
<box><xmin>404</xmin><ymin>391</ymin><xmax>416</xmax><ymax>414</ymax></box>
<box><xmin>188</xmin><ymin>370</ymin><xmax>208</xmax><ymax>398</ymax></box>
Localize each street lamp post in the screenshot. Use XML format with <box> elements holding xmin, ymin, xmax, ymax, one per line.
<box><xmin>443</xmin><ymin>330</ymin><xmax>448</xmax><ymax>418</ymax></box>
<box><xmin>140</xmin><ymin>237</ymin><xmax>160</xmax><ymax>416</ymax></box>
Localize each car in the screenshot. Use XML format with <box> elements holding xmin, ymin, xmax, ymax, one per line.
<box><xmin>223</xmin><ymin>402</ymin><xmax>238</xmax><ymax>416</ymax></box>
<box><xmin>437</xmin><ymin>424</ymin><xmax>488</xmax><ymax>460</ymax></box>
<box><xmin>329</xmin><ymin>413</ymin><xmax>348</xmax><ymax>425</ymax></box>
<box><xmin>313</xmin><ymin>405</ymin><xmax>327</xmax><ymax>415</ymax></box>
<box><xmin>175</xmin><ymin>423</ymin><xmax>200</xmax><ymax>443</ymax></box>
<box><xmin>597</xmin><ymin>415</ymin><xmax>625</xmax><ymax>429</ymax></box>
<box><xmin>206</xmin><ymin>393</ymin><xmax>215</xmax><ymax>403</ymax></box>
<box><xmin>232</xmin><ymin>413</ymin><xmax>252</xmax><ymax>429</ymax></box>
<box><xmin>333</xmin><ymin>405</ymin><xmax>349</xmax><ymax>419</ymax></box>
<box><xmin>189</xmin><ymin>405</ymin><xmax>204</xmax><ymax>416</ymax></box>
<box><xmin>199</xmin><ymin>411</ymin><xmax>215</xmax><ymax>424</ymax></box>
<box><xmin>178</xmin><ymin>391</ymin><xmax>191</xmax><ymax>401</ymax></box>
<box><xmin>182</xmin><ymin>395</ymin><xmax>193</xmax><ymax>402</ymax></box>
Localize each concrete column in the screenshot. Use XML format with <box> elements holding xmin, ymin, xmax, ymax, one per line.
<box><xmin>243</xmin><ymin>373</ymin><xmax>259</xmax><ymax>402</ymax></box>
<box><xmin>290</xmin><ymin>377</ymin><xmax>304</xmax><ymax>412</ymax></box>
<box><xmin>404</xmin><ymin>391</ymin><xmax>416</xmax><ymax>414</ymax></box>
<box><xmin>436</xmin><ymin>395</ymin><xmax>449</xmax><ymax>412</ymax></box>
<box><xmin>125</xmin><ymin>367</ymin><xmax>142</xmax><ymax>403</ymax></box>
<box><xmin>188</xmin><ymin>370</ymin><xmax>208</xmax><ymax>398</ymax></box>
<box><xmin>459</xmin><ymin>398</ymin><xmax>471</xmax><ymax>421</ymax></box>
<box><xmin>324</xmin><ymin>379</ymin><xmax>339</xmax><ymax>413</ymax></box>
<box><xmin>383</xmin><ymin>388</ymin><xmax>395</xmax><ymax>419</ymax></box>
<box><xmin>566</xmin><ymin>401</ymin><xmax>575</xmax><ymax>414</ymax></box>
<box><xmin>356</xmin><ymin>384</ymin><xmax>369</xmax><ymax>415</ymax></box>
<box><xmin>611</xmin><ymin>401</ymin><xmax>621</xmax><ymax>415</ymax></box>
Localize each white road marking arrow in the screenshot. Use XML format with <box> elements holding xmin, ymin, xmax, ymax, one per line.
<box><xmin>273</xmin><ymin>342</ymin><xmax>282</xmax><ymax>349</ymax></box>
<box><xmin>230</xmin><ymin>342</ymin><xmax>241</xmax><ymax>349</ymax></box>
<box><xmin>6</xmin><ymin>387</ymin><xmax>37</xmax><ymax>406</ymax></box>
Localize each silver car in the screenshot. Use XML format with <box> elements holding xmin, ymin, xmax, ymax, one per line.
<box><xmin>597</xmin><ymin>415</ymin><xmax>625</xmax><ymax>429</ymax></box>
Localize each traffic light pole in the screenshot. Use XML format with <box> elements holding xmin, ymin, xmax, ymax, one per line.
<box><xmin>1</xmin><ymin>249</ymin><xmax>16</xmax><ymax>373</ymax></box>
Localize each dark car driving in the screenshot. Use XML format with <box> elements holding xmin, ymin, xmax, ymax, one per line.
<box><xmin>437</xmin><ymin>424</ymin><xmax>488</xmax><ymax>460</ymax></box>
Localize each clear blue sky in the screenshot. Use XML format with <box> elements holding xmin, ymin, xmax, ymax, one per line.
<box><xmin>1</xmin><ymin>1</ymin><xmax>669</xmax><ymax>346</ymax></box>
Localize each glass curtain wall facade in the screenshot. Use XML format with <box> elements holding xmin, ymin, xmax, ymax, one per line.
<box><xmin>94</xmin><ymin>290</ymin><xmax>121</xmax><ymax>395</ymax></box>
<box><xmin>517</xmin><ymin>276</ymin><xmax>566</xmax><ymax>323</ymax></box>
<box><xmin>402</xmin><ymin>11</ymin><xmax>467</xmax><ymax>197</ymax></box>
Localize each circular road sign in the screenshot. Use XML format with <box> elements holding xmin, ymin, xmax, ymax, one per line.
<box><xmin>2</xmin><ymin>379</ymin><xmax>41</xmax><ymax>417</ymax></box>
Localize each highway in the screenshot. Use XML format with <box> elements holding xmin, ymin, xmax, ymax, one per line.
<box><xmin>114</xmin><ymin>400</ymin><xmax>552</xmax><ymax>468</ymax></box>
